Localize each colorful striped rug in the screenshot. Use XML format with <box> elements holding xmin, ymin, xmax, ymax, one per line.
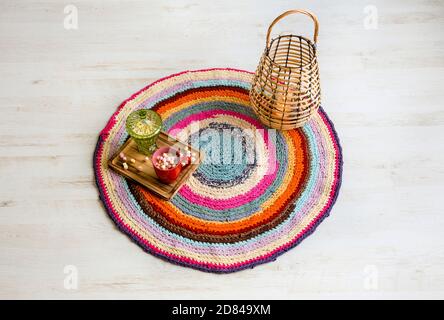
<box><xmin>94</xmin><ymin>68</ymin><xmax>342</xmax><ymax>273</ymax></box>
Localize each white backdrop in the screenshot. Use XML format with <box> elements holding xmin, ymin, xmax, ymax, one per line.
<box><xmin>0</xmin><ymin>0</ymin><xmax>443</xmax><ymax>299</ymax></box>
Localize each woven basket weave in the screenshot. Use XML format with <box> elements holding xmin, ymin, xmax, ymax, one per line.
<box><xmin>250</xmin><ymin>9</ymin><xmax>321</xmax><ymax>130</ymax></box>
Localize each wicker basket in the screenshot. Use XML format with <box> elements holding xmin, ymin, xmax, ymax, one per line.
<box><xmin>250</xmin><ymin>9</ymin><xmax>321</xmax><ymax>130</ymax></box>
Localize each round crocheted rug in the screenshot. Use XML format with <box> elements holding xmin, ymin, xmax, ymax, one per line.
<box><xmin>94</xmin><ymin>68</ymin><xmax>342</xmax><ymax>273</ymax></box>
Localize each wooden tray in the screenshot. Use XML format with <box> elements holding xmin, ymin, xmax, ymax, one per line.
<box><xmin>108</xmin><ymin>132</ymin><xmax>203</xmax><ymax>200</ymax></box>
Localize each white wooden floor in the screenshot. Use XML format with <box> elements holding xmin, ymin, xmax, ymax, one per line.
<box><xmin>1</xmin><ymin>0</ymin><xmax>443</xmax><ymax>299</ymax></box>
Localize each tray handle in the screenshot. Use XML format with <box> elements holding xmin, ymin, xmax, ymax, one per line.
<box><xmin>266</xmin><ymin>9</ymin><xmax>319</xmax><ymax>46</ymax></box>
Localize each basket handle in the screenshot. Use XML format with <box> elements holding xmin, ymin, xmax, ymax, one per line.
<box><xmin>266</xmin><ymin>9</ymin><xmax>319</xmax><ymax>47</ymax></box>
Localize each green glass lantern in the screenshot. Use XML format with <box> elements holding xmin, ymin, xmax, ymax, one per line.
<box><xmin>125</xmin><ymin>109</ymin><xmax>162</xmax><ymax>155</ymax></box>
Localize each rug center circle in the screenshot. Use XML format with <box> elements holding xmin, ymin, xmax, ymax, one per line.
<box><xmin>189</xmin><ymin>122</ymin><xmax>258</xmax><ymax>187</ymax></box>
